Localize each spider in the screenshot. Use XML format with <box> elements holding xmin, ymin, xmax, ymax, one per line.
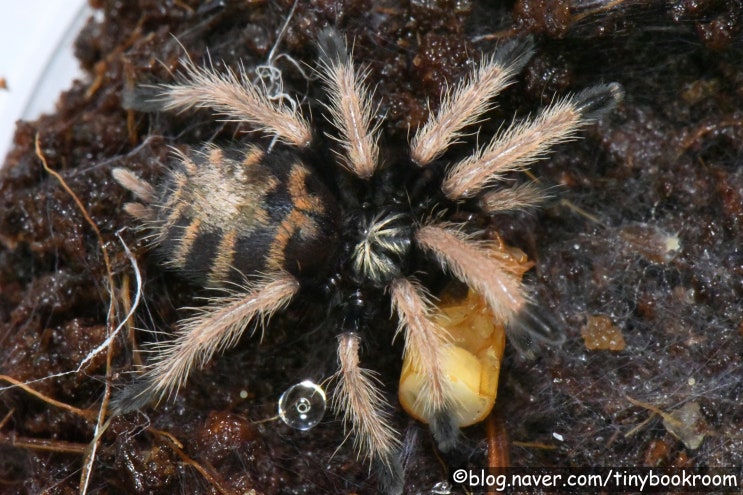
<box><xmin>111</xmin><ymin>29</ymin><xmax>621</xmax><ymax>493</ymax></box>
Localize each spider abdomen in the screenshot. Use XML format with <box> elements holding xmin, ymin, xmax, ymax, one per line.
<box><xmin>153</xmin><ymin>144</ymin><xmax>340</xmax><ymax>286</ymax></box>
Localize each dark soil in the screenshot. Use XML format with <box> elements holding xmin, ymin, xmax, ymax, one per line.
<box><xmin>1</xmin><ymin>0</ymin><xmax>741</xmax><ymax>494</ymax></box>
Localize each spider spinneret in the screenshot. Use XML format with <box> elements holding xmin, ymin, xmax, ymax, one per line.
<box><xmin>112</xmin><ymin>29</ymin><xmax>622</xmax><ymax>494</ymax></box>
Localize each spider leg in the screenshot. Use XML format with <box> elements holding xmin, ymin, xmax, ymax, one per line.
<box><xmin>416</xmin><ymin>225</ymin><xmax>569</xmax><ymax>360</ymax></box>
<box><xmin>111</xmin><ymin>272</ymin><xmax>300</xmax><ymax>413</ymax></box>
<box><xmin>112</xmin><ymin>167</ymin><xmax>156</xmax><ymax>219</ymax></box>
<box><xmin>390</xmin><ymin>277</ymin><xmax>468</xmax><ymax>451</ymax></box>
<box><xmin>415</xmin><ymin>224</ymin><xmax>528</xmax><ymax>324</ymax></box>
<box><xmin>332</xmin><ymin>333</ymin><xmax>402</xmax><ymax>494</ymax></box>
<box><xmin>410</xmin><ymin>37</ymin><xmax>534</xmax><ymax>167</ymax></box>
<box><xmin>442</xmin><ymin>83</ymin><xmax>624</xmax><ymax>200</ymax></box>
<box><xmin>410</xmin><ymin>226</ymin><xmax>544</xmax><ymax>450</ymax></box>
<box><xmin>154</xmin><ymin>58</ymin><xmax>313</xmax><ymax>147</ymax></box>
<box><xmin>479</xmin><ymin>181</ymin><xmax>549</xmax><ymax>214</ymax></box>
<box><xmin>389</xmin><ymin>278</ymin><xmax>452</xmax><ymax>413</ymax></box>
<box><xmin>317</xmin><ymin>28</ymin><xmax>380</xmax><ymax>179</ymax></box>
<box><xmin>112</xmin><ymin>167</ymin><xmax>156</xmax><ymax>203</ymax></box>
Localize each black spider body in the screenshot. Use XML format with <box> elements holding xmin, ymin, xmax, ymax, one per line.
<box><xmin>111</xmin><ymin>30</ymin><xmax>621</xmax><ymax>494</ymax></box>
<box><xmin>152</xmin><ymin>143</ymin><xmax>446</xmax><ymax>297</ymax></box>
<box><xmin>310</xmin><ymin>156</ymin><xmax>447</xmax><ymax>337</ymax></box>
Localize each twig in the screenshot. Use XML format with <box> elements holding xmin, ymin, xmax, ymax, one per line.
<box><xmin>486</xmin><ymin>412</ymin><xmax>510</xmax><ymax>468</ymax></box>
<box><xmin>0</xmin><ymin>431</ymin><xmax>88</xmax><ymax>455</ymax></box>
<box><xmin>0</xmin><ymin>375</ymin><xmax>95</xmax><ymax>420</ymax></box>
<box><xmin>150</xmin><ymin>428</ymin><xmax>235</xmax><ymax>495</ymax></box>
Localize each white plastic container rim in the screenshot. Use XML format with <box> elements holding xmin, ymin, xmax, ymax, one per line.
<box><xmin>0</xmin><ymin>1</ymin><xmax>92</xmax><ymax>163</ymax></box>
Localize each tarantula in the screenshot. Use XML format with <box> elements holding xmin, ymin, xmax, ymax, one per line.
<box><xmin>112</xmin><ymin>29</ymin><xmax>621</xmax><ymax>493</ymax></box>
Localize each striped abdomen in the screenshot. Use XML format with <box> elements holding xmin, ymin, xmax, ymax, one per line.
<box><xmin>154</xmin><ymin>144</ymin><xmax>339</xmax><ymax>286</ymax></box>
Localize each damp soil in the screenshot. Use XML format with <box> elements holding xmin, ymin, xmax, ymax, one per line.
<box><xmin>1</xmin><ymin>0</ymin><xmax>742</xmax><ymax>494</ymax></box>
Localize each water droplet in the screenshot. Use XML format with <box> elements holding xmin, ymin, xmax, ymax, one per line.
<box><xmin>278</xmin><ymin>380</ymin><xmax>326</xmax><ymax>431</ymax></box>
